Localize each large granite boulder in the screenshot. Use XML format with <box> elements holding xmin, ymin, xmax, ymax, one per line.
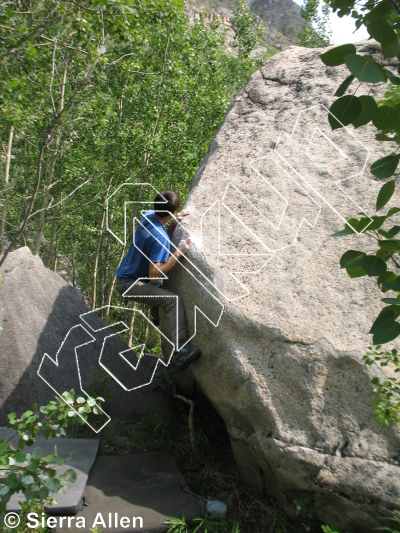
<box><xmin>167</xmin><ymin>41</ymin><xmax>400</xmax><ymax>532</ymax></box>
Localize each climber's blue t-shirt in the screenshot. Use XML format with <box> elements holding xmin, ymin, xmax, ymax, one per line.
<box><xmin>116</xmin><ymin>211</ymin><xmax>170</xmax><ymax>282</ymax></box>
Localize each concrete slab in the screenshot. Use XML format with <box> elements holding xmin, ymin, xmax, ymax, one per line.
<box><xmin>56</xmin><ymin>453</ymin><xmax>200</xmax><ymax>533</ymax></box>
<box><xmin>1</xmin><ymin>428</ymin><xmax>99</xmax><ymax>514</ymax></box>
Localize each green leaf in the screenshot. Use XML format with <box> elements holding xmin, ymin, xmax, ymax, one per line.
<box><xmin>384</xmin><ymin>68</ymin><xmax>400</xmax><ymax>85</ymax></box>
<box><xmin>381</xmin><ymin>297</ymin><xmax>400</xmax><ymax>304</ymax></box>
<box><xmin>365</xmin><ymin>0</ymin><xmax>392</xmax><ymax>23</ymax></box>
<box><xmin>375</xmin><ymin>133</ymin><xmax>397</xmax><ymax>141</ymax></box>
<box><xmin>368</xmin><ymin>216</ymin><xmax>387</xmax><ymax>230</ymax></box>
<box><xmin>334</xmin><ymin>0</ymin><xmax>355</xmax><ymax>8</ymax></box>
<box><xmin>387</xmin><ymin>225</ymin><xmax>400</xmax><ymax>237</ymax></box>
<box><xmin>345</xmin><ymin>54</ymin><xmax>385</xmax><ymax>83</ymax></box>
<box><xmin>367</xmin><ymin>19</ymin><xmax>400</xmax><ymax>58</ymax></box>
<box><xmin>25</xmin><ymin>456</ymin><xmax>39</xmax><ymax>470</ymax></box>
<box><xmin>334</xmin><ymin>74</ymin><xmax>355</xmax><ymax>96</ymax></box>
<box><xmin>367</xmin><ymin>17</ymin><xmax>391</xmax><ymax>41</ymax></box>
<box><xmin>7</xmin><ymin>474</ymin><xmax>20</xmax><ymax>490</ymax></box>
<box><xmin>379</xmin><ymin>239</ymin><xmax>400</xmax><ymax>251</ymax></box>
<box><xmin>376</xmin><ymin>180</ymin><xmax>395</xmax><ymax>211</ymax></box>
<box><xmin>383</xmin><ymin>37</ymin><xmax>400</xmax><ymax>62</ymax></box>
<box><xmin>39</xmin><ymin>487</ymin><xmax>49</xmax><ymax>499</ymax></box>
<box><xmin>383</xmin><ymin>275</ymin><xmax>400</xmax><ymax>291</ymax></box>
<box><xmin>14</xmin><ymin>452</ymin><xmax>26</xmax><ymax>463</ymax></box>
<box><xmin>373</xmin><ymin>320</ymin><xmax>400</xmax><ymax>344</ymax></box>
<box><xmin>331</xmin><ymin>225</ymin><xmax>356</xmax><ymax>237</ymax></box>
<box><xmin>387</xmin><ymin>207</ymin><xmax>400</xmax><ymax>217</ymax></box>
<box><xmin>378</xmin><ymin>271</ymin><xmax>398</xmax><ymax>291</ymax></box>
<box><xmin>341</xmin><ymin>217</ymin><xmax>374</xmax><ymax>233</ymax></box>
<box><xmin>362</xmin><ymin>255</ymin><xmax>387</xmax><ymax>276</ymax></box>
<box><xmin>31</xmin><ymin>447</ymin><xmax>42</xmax><ymax>460</ymax></box>
<box><xmin>47</xmin><ymin>479</ymin><xmax>61</xmax><ymax>493</ymax></box>
<box><xmin>329</xmin><ymin>95</ymin><xmax>362</xmax><ymax>130</ymax></box>
<box><xmin>371</xmin><ymin>306</ymin><xmax>400</xmax><ymax>332</ymax></box>
<box><xmin>371</xmin><ymin>153</ymin><xmax>400</xmax><ymax>179</ymax></box>
<box><xmin>346</xmin><ymin>266</ymin><xmax>367</xmax><ymax>278</ymax></box>
<box><xmin>340</xmin><ymin>249</ymin><xmax>366</xmax><ymax>268</ymax></box>
<box><xmin>0</xmin><ymin>486</ymin><xmax>10</xmax><ymax>496</ymax></box>
<box><xmin>352</xmin><ymin>95</ymin><xmax>378</xmax><ymax>128</ymax></box>
<box><xmin>320</xmin><ymin>44</ymin><xmax>356</xmax><ymax>66</ymax></box>
<box><xmin>61</xmin><ymin>468</ymin><xmax>77</xmax><ymax>483</ymax></box>
<box><xmin>377</xmin><ymin>249</ymin><xmax>390</xmax><ymax>261</ymax></box>
<box><xmin>373</xmin><ymin>106</ymin><xmax>400</xmax><ymax>131</ymax></box>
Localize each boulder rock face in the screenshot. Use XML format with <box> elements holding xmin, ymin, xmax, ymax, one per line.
<box><xmin>167</xmin><ymin>42</ymin><xmax>400</xmax><ymax>531</ymax></box>
<box><xmin>0</xmin><ymin>247</ymin><xmax>171</xmax><ymax>426</ymax></box>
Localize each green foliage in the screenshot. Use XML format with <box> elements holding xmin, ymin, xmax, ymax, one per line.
<box><xmin>193</xmin><ymin>428</ymin><xmax>209</xmax><ymax>455</ymax></box>
<box><xmin>0</xmin><ymin>391</ymin><xmax>105</xmax><ymax>527</ymax></box>
<box><xmin>134</xmin><ymin>411</ymin><xmax>173</xmax><ymax>449</ymax></box>
<box><xmin>14</xmin><ymin>498</ymin><xmax>51</xmax><ymax>533</ymax></box>
<box><xmin>230</xmin><ymin>0</ymin><xmax>265</xmax><ymax>60</ymax></box>
<box><xmin>329</xmin><ymin>95</ymin><xmax>362</xmax><ymax>129</ymax></box>
<box><xmin>0</xmin><ymin>0</ymin><xmax>265</xmax><ymax>358</ymax></box>
<box><xmin>87</xmin><ymin>369</ymin><xmax>114</xmax><ymax>404</ymax></box>
<box><xmin>297</xmin><ymin>0</ymin><xmax>331</xmax><ymax>47</ymax></box>
<box><xmin>293</xmin><ymin>497</ymin><xmax>317</xmax><ymax>532</ymax></box>
<box><xmin>320</xmin><ymin>0</ymin><xmax>400</xmax><ymax>422</ymax></box>
<box><xmin>321</xmin><ymin>526</ymin><xmax>341</xmax><ymax>533</ymax></box>
<box><xmin>320</xmin><ymin>512</ymin><xmax>400</xmax><ymax>533</ymax></box>
<box><xmin>364</xmin><ymin>346</ymin><xmax>400</xmax><ymax>424</ymax></box>
<box><xmin>6</xmin><ymin>389</ymin><xmax>105</xmax><ymax>443</ymax></box>
<box><xmin>0</xmin><ymin>397</ymin><xmax>75</xmax><ymax>526</ymax></box>
<box><xmin>262</xmin><ymin>504</ymin><xmax>291</xmax><ymax>532</ymax></box>
<box><xmin>320</xmin><ymin>44</ymin><xmax>356</xmax><ymax>66</ymax></box>
<box><xmin>164</xmin><ymin>514</ymin><xmax>240</xmax><ymax>533</ymax></box>
<box><xmin>375</xmin><ymin>511</ymin><xmax>400</xmax><ymax>532</ymax></box>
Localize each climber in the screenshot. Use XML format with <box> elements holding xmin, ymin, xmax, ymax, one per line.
<box><xmin>115</xmin><ymin>190</ymin><xmax>201</xmax><ymax>371</ymax></box>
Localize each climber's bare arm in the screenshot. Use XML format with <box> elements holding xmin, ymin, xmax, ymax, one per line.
<box><xmin>149</xmin><ymin>253</ymin><xmax>182</xmax><ymax>281</ymax></box>
<box><xmin>148</xmin><ymin>237</ymin><xmax>193</xmax><ymax>282</ymax></box>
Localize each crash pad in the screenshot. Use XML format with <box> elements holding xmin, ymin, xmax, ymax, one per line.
<box><xmin>1</xmin><ymin>427</ymin><xmax>99</xmax><ymax>514</ymax></box>
<box><xmin>56</xmin><ymin>452</ymin><xmax>200</xmax><ymax>533</ymax></box>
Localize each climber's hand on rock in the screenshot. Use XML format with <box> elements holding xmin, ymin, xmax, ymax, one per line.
<box><xmin>177</xmin><ymin>237</ymin><xmax>193</xmax><ymax>255</ymax></box>
<box><xmin>176</xmin><ymin>210</ymin><xmax>190</xmax><ymax>222</ymax></box>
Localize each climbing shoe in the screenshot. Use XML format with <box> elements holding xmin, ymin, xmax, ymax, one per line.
<box><xmin>176</xmin><ymin>348</ymin><xmax>201</xmax><ymax>371</ymax></box>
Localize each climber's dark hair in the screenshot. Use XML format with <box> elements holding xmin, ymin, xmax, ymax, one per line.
<box><xmin>154</xmin><ymin>190</ymin><xmax>181</xmax><ymax>216</ymax></box>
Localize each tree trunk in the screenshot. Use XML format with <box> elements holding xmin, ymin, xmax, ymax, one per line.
<box><xmin>104</xmin><ymin>244</ymin><xmax>126</xmax><ymax>321</ymax></box>
<box><xmin>33</xmin><ymin>140</ymin><xmax>62</xmax><ymax>256</ymax></box>
<box><xmin>33</xmin><ymin>61</ymin><xmax>67</xmax><ymax>256</ymax></box>
<box><xmin>127</xmin><ymin>302</ymin><xmax>136</xmax><ymax>349</ymax></box>
<box><xmin>141</xmin><ymin>36</ymin><xmax>170</xmax><ymax>183</ymax></box>
<box><xmin>0</xmin><ymin>125</ymin><xmax>14</xmax><ymax>256</ymax></box>
<box><xmin>45</xmin><ymin>185</ymin><xmax>61</xmax><ymax>268</ymax></box>
<box><xmin>71</xmin><ymin>244</ymin><xmax>77</xmax><ymax>287</ymax></box>
<box><xmin>91</xmin><ymin>171</ymin><xmax>114</xmax><ymax>310</ymax></box>
<box><xmin>53</xmin><ymin>229</ymin><xmax>60</xmax><ymax>272</ymax></box>
<box><xmin>91</xmin><ymin>97</ymin><xmax>123</xmax><ymax>310</ymax></box>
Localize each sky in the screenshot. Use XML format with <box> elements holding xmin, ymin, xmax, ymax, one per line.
<box><xmin>292</xmin><ymin>0</ymin><xmax>369</xmax><ymax>45</ymax></box>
